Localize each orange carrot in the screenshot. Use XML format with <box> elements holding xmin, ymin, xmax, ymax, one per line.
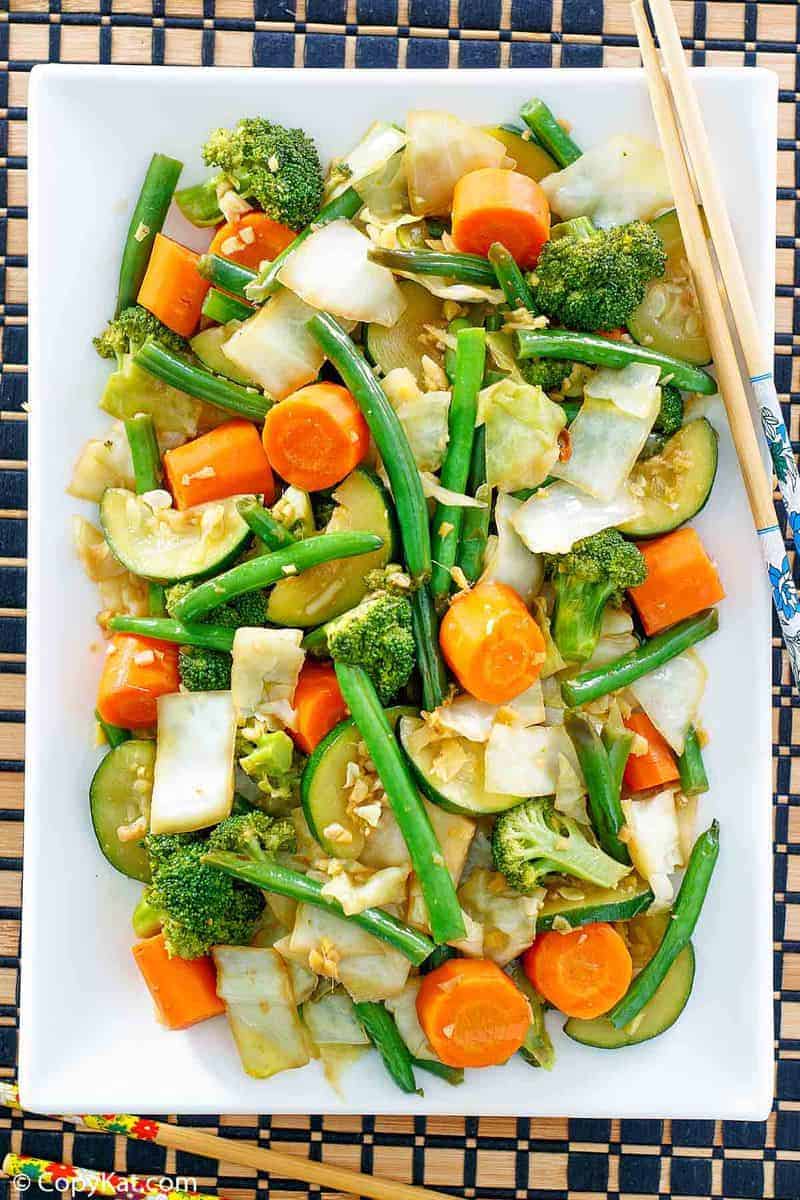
<box><xmin>439</xmin><ymin>580</ymin><xmax>546</xmax><ymax>704</ymax></box>
<box><xmin>623</xmin><ymin>711</ymin><xmax>680</xmax><ymax>792</ymax></box>
<box><xmin>262</xmin><ymin>382</ymin><xmax>370</xmax><ymax>492</ymax></box>
<box><xmin>163</xmin><ymin>417</ymin><xmax>275</xmax><ymax>511</ymax></box>
<box><xmin>132</xmin><ymin>933</ymin><xmax>225</xmax><ymax>1030</ymax></box>
<box><xmin>291</xmin><ymin>660</ymin><xmax>348</xmax><ymax>754</ymax></box>
<box><xmin>137</xmin><ymin>233</ymin><xmax>210</xmax><ymax>338</ymax></box>
<box><xmin>209</xmin><ymin>212</ymin><xmax>296</xmax><ymax>272</ymax></box>
<box><xmin>452</xmin><ymin>168</ymin><xmax>551</xmax><ymax>268</ymax></box>
<box><xmin>523</xmin><ymin>923</ymin><xmax>632</xmax><ymax>1020</ymax></box>
<box><xmin>96</xmin><ymin>634</ymin><xmax>179</xmax><ymax>730</ymax></box>
<box><xmin>416</xmin><ymin>958</ymin><xmax>532</xmax><ymax>1068</ymax></box>
<box><xmin>628</xmin><ymin>526</ymin><xmax>725</xmax><ymax>635</ymax></box>
<box><xmin>599</xmin><ymin>328</ymin><xmax>627</xmax><ymax>340</ymax></box>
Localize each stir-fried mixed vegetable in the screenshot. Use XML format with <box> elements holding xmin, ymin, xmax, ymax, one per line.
<box><xmin>75</xmin><ymin>98</ymin><xmax>724</xmax><ymax>1088</ymax></box>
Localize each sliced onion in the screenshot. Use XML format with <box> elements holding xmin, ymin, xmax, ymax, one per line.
<box><xmin>628</xmin><ymin>649</ymin><xmax>707</xmax><ymax>755</ymax></box>
<box><xmin>406</xmin><ymin>111</ymin><xmax>509</xmax><ymax>216</ymax></box>
<box><xmin>512</xmin><ymin>480</ymin><xmax>643</xmax><ymax>554</ymax></box>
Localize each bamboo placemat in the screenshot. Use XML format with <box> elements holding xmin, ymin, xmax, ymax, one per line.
<box><xmin>1</xmin><ymin>2</ymin><xmax>799</xmax><ymax>1196</ymax></box>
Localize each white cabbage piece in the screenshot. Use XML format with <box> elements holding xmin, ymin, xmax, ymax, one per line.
<box><xmin>551</xmin><ymin>395</ymin><xmax>660</xmax><ymax>502</ymax></box>
<box><xmin>406</xmin><ymin>803</ymin><xmax>475</xmax><ymax>932</ymax></box>
<box><xmin>555</xmin><ymin>753</ymin><xmax>590</xmax><ymax>824</ymax></box>
<box><xmin>285</xmin><ymin>903</ymin><xmax>411</xmax><ymax>1002</ymax></box>
<box><xmin>385</xmin><ymin>979</ymin><xmax>437</xmax><ymax>1060</ymax></box>
<box><xmin>419</xmin><ymin>471</ymin><xmax>486</xmax><ymax>508</ymax></box>
<box><xmin>480</xmin><ymin>493</ymin><xmax>543</xmax><ymax>604</ymax></box>
<box><xmin>621</xmin><ymin>787</ymin><xmax>682</xmax><ymax>909</ymax></box>
<box><xmin>479</xmin><ymin>378</ymin><xmax>566</xmax><ymax>493</ymax></box>
<box><xmin>628</xmin><ymin>650</ymin><xmax>707</xmax><ymax>755</ymax></box>
<box><xmin>72</xmin><ymin>515</ymin><xmax>128</xmax><ymax>584</ymax></box>
<box><xmin>583</xmin><ymin>607</ymin><xmax>640</xmax><ymax>670</ymax></box>
<box><xmin>150</xmin><ymin>691</ymin><xmax>236</xmax><ymax>834</ymax></box>
<box><xmin>325</xmin><ymin>121</ymin><xmax>407</xmax><ymax>202</ymax></box>
<box><xmin>357</xmin><ymin>152</ymin><xmax>410</xmax><ymax>220</ymax></box>
<box><xmin>676</xmin><ymin>792</ymin><xmax>698</xmax><ymax>866</ymax></box>
<box><xmin>231</xmin><ymin>627</ymin><xmax>305</xmax><ymax>727</ymax></box>
<box><xmin>272</xmin><ymin>486</ymin><xmax>315</xmax><ymax>538</ymax></box>
<box><xmin>406</xmin><ymin>111</ymin><xmax>509</xmax><ymax>216</ymax></box>
<box><xmin>213</xmin><ymin>946</ymin><xmax>312</xmax><ymax>1078</ymax></box>
<box><xmin>540</xmin><ymin>135</ymin><xmax>672</xmax><ymax>229</ymax></box>
<box><xmin>512</xmin><ymin>480</ymin><xmax>643</xmax><ymax>554</ymax></box>
<box><xmin>358</xmin><ymin>805</ymin><xmax>413</xmax><ymax>869</ymax></box>
<box><xmin>485</xmin><ymin>723</ymin><xmax>584</xmax><ymax>797</ymax></box>
<box><xmin>432</xmin><ymin>681</ymin><xmax>545</xmax><ymax>744</ymax></box>
<box><xmin>222</xmin><ymin>289</ymin><xmax>340</xmax><ymax>400</ymax></box>
<box><xmin>458</xmin><ymin>868</ymin><xmax>542</xmax><ymax>966</ymax></box>
<box><xmin>583</xmin><ymin>363</ymin><xmax>662</xmax><ymax>419</ymax></box>
<box><xmin>382</xmin><ymin>368</ymin><xmax>450</xmax><ymax>472</ymax></box>
<box><xmin>302</xmin><ymin>988</ymin><xmax>369</xmax><ymax>1046</ymax></box>
<box><xmin>321</xmin><ymin>864</ymin><xmax>411</xmax><ymax>916</ymax></box>
<box><xmin>68</xmin><ymin>421</ymin><xmax>135</xmax><ymax>501</ymax></box>
<box><xmin>278</xmin><ymin>220</ymin><xmax>406</xmax><ymax>327</ymax></box>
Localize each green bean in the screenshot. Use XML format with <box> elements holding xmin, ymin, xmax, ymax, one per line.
<box><xmin>202</xmin><ymin>288</ymin><xmax>253</xmax><ymax>325</ymax></box>
<box><xmin>124</xmin><ymin>414</ymin><xmax>166</xmax><ymax>617</ymax></box>
<box><xmin>678</xmin><ymin>727</ymin><xmax>710</xmax><ymax>796</ymax></box>
<box><xmin>95</xmin><ymin>710</ymin><xmax>131</xmax><ymax>750</ymax></box>
<box><xmin>410</xmin><ymin>584</ymin><xmax>449</xmax><ymax>711</ymax></box>
<box><xmin>484</xmin><ymin>312</ymin><xmax>504</xmax><ymax>333</ymax></box>
<box><xmin>116</xmin><ymin>153</ymin><xmax>183</xmax><ymax>316</ymax></box>
<box><xmin>236</xmin><ymin>496</ymin><xmax>297</xmax><ymax>552</ymax></box>
<box><xmin>520</xmin><ymin>98</ymin><xmax>582</xmax><ymax>168</ymax></box>
<box><xmin>561</xmin><ymin>399</ymin><xmax>582</xmax><ymax>424</ymax></box>
<box><xmin>147</xmin><ymin>584</ymin><xmax>167</xmax><ymax>617</ymax></box>
<box><xmin>245</xmin><ymin>187</ymin><xmax>364</xmax><ymax>302</ymax></box>
<box><xmin>514</xmin><ymin>329</ymin><xmax>717</xmax><ymax>395</ymax></box>
<box><xmin>507</xmin><ymin>961</ymin><xmax>555</xmax><ymax>1070</ymax></box>
<box><xmin>411</xmin><ymin>1056</ymin><xmax>464</xmax><ymax>1086</ymax></box>
<box><xmin>335</xmin><ymin>663</ymin><xmax>465</xmax><ymax>944</ymax></box>
<box><xmin>430</xmin><ymin>328</ymin><xmax>486</xmax><ymax>602</ymax></box>
<box><xmin>421</xmin><ymin>943</ymin><xmax>457</xmax><ymax>974</ymax></box>
<box><xmin>604</xmin><ymin>728</ymin><xmax>634</xmax><ymax>801</ymax></box>
<box><xmin>174</xmin><ymin>177</ymin><xmax>222</xmax><ymax>227</ymax></box>
<box><xmin>368</xmin><ymin>248</ymin><xmax>497</xmax><ymax>287</ymax></box>
<box><xmin>561</xmin><ymin>609</ymin><xmax>719</xmax><ymax>708</ymax></box>
<box><xmin>354</xmin><ymin>1002</ymin><xmax>420</xmax><ymax>1094</ymax></box>
<box><xmin>202</xmin><ymin>851</ymin><xmax>434</xmax><ymax>965</ymax></box>
<box><xmin>565</xmin><ymin>713</ymin><xmax>630</xmax><ymax>865</ymax></box>
<box><xmin>108</xmin><ymin>614</ymin><xmax>235</xmax><ymax>653</ymax></box>
<box><xmin>174</xmin><ymin>531</ymin><xmax>383</xmax><ymax>622</ymax></box>
<box><xmin>489</xmin><ymin>242</ymin><xmax>537</xmax><ymax>311</ymax></box>
<box><xmin>457</xmin><ymin>427</ymin><xmax>490</xmax><ymax>586</ymax></box>
<box><xmin>134</xmin><ymin>341</ymin><xmax>271</xmax><ymax>422</ymax></box>
<box><xmin>550</xmin><ymin>216</ymin><xmax>596</xmax><ymax>242</ymax></box>
<box><xmin>610</xmin><ymin>821</ymin><xmax>719</xmax><ymax>1028</ymax></box>
<box><xmin>197</xmin><ymin>253</ymin><xmax>257</xmax><ymax>299</ymax></box>
<box><xmin>444</xmin><ymin>317</ymin><xmax>471</xmax><ymax>382</ymax></box>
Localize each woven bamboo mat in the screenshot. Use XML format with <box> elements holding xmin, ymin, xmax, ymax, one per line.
<box><xmin>1</xmin><ymin>1</ymin><xmax>800</xmax><ymax>1197</ymax></box>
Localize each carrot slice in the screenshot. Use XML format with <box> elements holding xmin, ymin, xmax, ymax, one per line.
<box><xmin>416</xmin><ymin>958</ymin><xmax>531</xmax><ymax>1068</ymax></box>
<box><xmin>291</xmin><ymin>660</ymin><xmax>348</xmax><ymax>754</ymax></box>
<box><xmin>163</xmin><ymin>417</ymin><xmax>275</xmax><ymax>511</ymax></box>
<box><xmin>628</xmin><ymin>526</ymin><xmax>725</xmax><ymax>635</ymax></box>
<box><xmin>439</xmin><ymin>580</ymin><xmax>546</xmax><ymax>704</ymax></box>
<box><xmin>623</xmin><ymin>711</ymin><xmax>680</xmax><ymax>792</ymax></box>
<box><xmin>522</xmin><ymin>923</ymin><xmax>633</xmax><ymax>1020</ymax></box>
<box><xmin>262</xmin><ymin>382</ymin><xmax>370</xmax><ymax>492</ymax></box>
<box><xmin>452</xmin><ymin>168</ymin><xmax>551</xmax><ymax>268</ymax></box>
<box><xmin>137</xmin><ymin>233</ymin><xmax>210</xmax><ymax>338</ymax></box>
<box><xmin>96</xmin><ymin>634</ymin><xmax>179</xmax><ymax>729</ymax></box>
<box><xmin>132</xmin><ymin>933</ymin><xmax>225</xmax><ymax>1030</ymax></box>
<box><xmin>209</xmin><ymin>212</ymin><xmax>296</xmax><ymax>272</ymax></box>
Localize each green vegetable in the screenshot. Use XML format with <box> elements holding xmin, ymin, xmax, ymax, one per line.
<box><xmin>620</xmin><ymin>419</ymin><xmax>719</xmax><ymax>539</ymax></box>
<box><xmin>604</xmin><ymin>728</ymin><xmax>634</xmax><ymax>800</ymax></box>
<box><xmin>201</xmin><ymin>288</ymin><xmax>253</xmax><ymax>325</ymax></box>
<box><xmin>134</xmin><ymin>340</ymin><xmax>270</xmax><ymax>422</ymax></box>
<box><xmin>116</xmin><ymin>154</ymin><xmax>183</xmax><ymax>316</ymax></box>
<box><xmin>132</xmin><ymin>892</ymin><xmax>163</xmax><ymax>939</ymax></box>
<box><xmin>124</xmin><ymin>412</ymin><xmax>166</xmax><ymax>617</ymax></box>
<box><xmin>173</xmin><ymin>530</ymin><xmax>383</xmax><ymax>622</ymax></box>
<box><xmin>368</xmin><ymin>247</ymin><xmax>496</xmax><ymax>287</ymax></box>
<box><xmin>354</xmin><ymin>1002</ymin><xmax>420</xmax><ymax>1095</ymax></box>
<box><xmin>654</xmin><ymin>382</ymin><xmax>683</xmax><ymax>437</ymax></box>
<box><xmin>202</xmin><ymin>117</ymin><xmax>324</xmax><ymax>229</ymax></box>
<box><xmin>191</xmin><ymin>323</ymin><xmax>256</xmax><ymax>386</ymax></box>
<box><xmin>322</xmin><ymin>591</ymin><xmax>416</xmax><ymax>704</ymax></box>
<box><xmin>174</xmin><ymin>177</ymin><xmax>222</xmax><ymax>227</ymax></box>
<box><xmin>237</xmin><ymin>496</ymin><xmax>297</xmax><ymax>552</ymax></box>
<box><xmin>520</xmin><ymin>357</ymin><xmax>574</xmax><ymax>394</ymax></box>
<box><xmin>421</xmin><ymin>944</ymin><xmax>457</xmax><ymax>974</ymax></box>
<box><xmin>95</xmin><ymin>710</ymin><xmax>130</xmax><ymax>750</ymax></box>
<box><xmin>334</xmin><ymin>663</ymin><xmax>465</xmax><ymax>945</ymax></box>
<box><xmin>538</xmin><ymin>875</ymin><xmax>654</xmax><ymax>931</ymax></box>
<box><xmin>411</xmin><ymin>585</ymin><xmax>449</xmax><ymax>712</ymax></box>
<box><xmin>164</xmin><ymin>581</ymin><xmax>267</xmax><ymax>629</ymax></box>
<box><xmin>609</xmin><ymin>821</ymin><xmax>719</xmax><ymax>1028</ymax></box>
<box><xmin>95</xmin><ymin>305</ymin><xmax>190</xmax><ymax>366</ymax></box>
<box><xmin>456</xmin><ymin>426</ymin><xmax>490</xmax><ymax>585</ymax></box>
<box><xmin>444</xmin><ymin>317</ymin><xmax>471</xmax><ymax>382</ymax></box>
<box><xmin>543</xmin><ymin>529</ymin><xmax>646</xmax><ymax>664</ymax></box>
<box><xmin>520</xmin><ymin>98</ymin><xmax>582</xmax><ymax>168</ymax></box>
<box><xmin>506</xmin><ymin>961</ymin><xmax>555</xmax><ymax>1070</ymax></box>
<box><xmin>561</xmin><ymin>608</ymin><xmax>719</xmax><ymax>707</ymax></box>
<box><xmin>89</xmin><ymin>740</ymin><xmax>154</xmax><ymax>882</ymax></box>
<box><xmin>491</xmin><ymin>797</ymin><xmax>631</xmax><ymax>893</ymax></box>
<box><xmin>237</xmin><ymin>729</ymin><xmax>304</xmax><ymax>814</ymax></box>
<box><xmin>108</xmin><ymin>614</ymin><xmax>235</xmax><ymax>653</ymax></box>
<box><xmin>514</xmin><ymin>328</ymin><xmax>717</xmax><ymax>395</ymax></box>
<box><xmin>550</xmin><ymin>216</ymin><xmax>596</xmax><ymax>242</ymax></box>
<box><xmin>399</xmin><ymin>715</ymin><xmax>521</xmax><ymax>817</ymax></box>
<box><xmin>410</xmin><ymin>1056</ymin><xmax>463</xmax><ymax>1086</ymax></box>
<box><xmin>430</xmin><ymin>327</ymin><xmax>486</xmax><ymax>601</ymax></box>
<box><xmin>489</xmin><ymin>242</ymin><xmax>537</xmax><ymax>311</ymax></box>
<box><xmin>480</xmin><ymin>376</ymin><xmax>566</xmax><ymax>493</ymax></box>
<box><xmin>565</xmin><ymin>713</ymin><xmax>630</xmax><ymax>865</ymax></box>
<box><xmin>628</xmin><ymin>209</ymin><xmax>711</xmax><ymax>366</ymax></box>
<box><xmin>678</xmin><ymin>727</ymin><xmax>709</xmax><ymax>796</ymax></box>
<box><xmin>197</xmin><ymin>253</ymin><xmax>257</xmax><ymax>299</ymax></box>
<box><xmin>177</xmin><ymin>646</ymin><xmax>231</xmax><ymax>692</ymax></box>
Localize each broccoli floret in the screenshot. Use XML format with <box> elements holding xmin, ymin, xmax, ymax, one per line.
<box><xmin>653</xmin><ymin>382</ymin><xmax>683</xmax><ymax>437</ymax></box>
<box><xmin>144</xmin><ymin>831</ymin><xmax>264</xmax><ymax>959</ymax></box>
<box><xmin>324</xmin><ymin>591</ymin><xmax>416</xmax><ymax>704</ymax></box>
<box><xmin>491</xmin><ymin>797</ymin><xmax>629</xmax><ymax>893</ymax></box>
<box><xmin>165</xmin><ymin>582</ymin><xmax>267</xmax><ymax>629</ymax></box>
<box><xmin>94</xmin><ymin>305</ymin><xmax>190</xmax><ymax>368</ymax></box>
<box><xmin>236</xmin><ymin>729</ymin><xmax>305</xmax><ymax>814</ymax></box>
<box><xmin>520</xmin><ymin>357</ymin><xmax>573</xmax><ymax>394</ymax></box>
<box><xmin>202</xmin><ymin>117</ymin><xmax>324</xmax><ymax>231</ymax></box>
<box><xmin>207</xmin><ymin>809</ymin><xmax>296</xmax><ymax>857</ymax></box>
<box><xmin>178</xmin><ymin>646</ymin><xmax>232</xmax><ymax>692</ymax></box>
<box><xmin>363</xmin><ymin>562</ymin><xmax>419</xmax><ymax>597</ymax></box>
<box><xmin>543</xmin><ymin>529</ymin><xmax>646</xmax><ymax>664</ymax></box>
<box><xmin>530</xmin><ymin>221</ymin><xmax>667</xmax><ymax>332</ymax></box>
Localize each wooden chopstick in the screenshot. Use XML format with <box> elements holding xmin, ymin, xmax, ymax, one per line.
<box><xmin>630</xmin><ymin>0</ymin><xmax>800</xmax><ymax>685</ymax></box>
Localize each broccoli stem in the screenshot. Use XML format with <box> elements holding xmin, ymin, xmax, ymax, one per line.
<box><xmin>236</xmin><ymin>497</ymin><xmax>297</xmax><ymax>552</ymax></box>
<box><xmin>565</xmin><ymin>713</ymin><xmax>630</xmax><ymax>866</ymax></box>
<box><xmin>456</xmin><ymin>427</ymin><xmax>490</xmax><ymax>586</ymax></box>
<box><xmin>124</xmin><ymin>414</ymin><xmax>166</xmax><ymax>617</ymax></box>
<box><xmin>95</xmin><ymin>709</ymin><xmax>131</xmax><ymax>749</ymax></box>
<box><xmin>430</xmin><ymin>328</ymin><xmax>486</xmax><ymax>602</ymax></box>
<box><xmin>677</xmin><ymin>726</ymin><xmax>710</xmax><ymax>796</ymax></box>
<box><xmin>132</xmin><ymin>892</ymin><xmax>163</xmax><ymax>939</ymax></box>
<box><xmin>116</xmin><ymin>153</ymin><xmax>183</xmax><ymax>317</ymax></box>
<box><xmin>197</xmin><ymin>253</ymin><xmax>257</xmax><ymax>299</ymax></box>
<box><xmin>173</xmin><ymin>530</ymin><xmax>383</xmax><ymax>622</ymax></box>
<box><xmin>368</xmin><ymin>247</ymin><xmax>496</xmax><ymax>287</ymax></box>
<box><xmin>488</xmin><ymin>242</ymin><xmax>537</xmax><ymax>311</ymax></box>
<box><xmin>334</xmin><ymin>663</ymin><xmax>465</xmax><ymax>944</ymax></box>
<box><xmin>174</xmin><ymin>177</ymin><xmax>224</xmax><ymax>227</ymax></box>
<box><xmin>519</xmin><ymin>98</ymin><xmax>582</xmax><ymax>168</ymax></box>
<box><xmin>514</xmin><ymin>329</ymin><xmax>717</xmax><ymax>395</ymax></box>
<box><xmin>354</xmin><ymin>1002</ymin><xmax>420</xmax><ymax>1095</ymax></box>
<box><xmin>108</xmin><ymin>614</ymin><xmax>235</xmax><ymax>653</ymax></box>
<box><xmin>134</xmin><ymin>340</ymin><xmax>271</xmax><ymax>421</ymax></box>
<box><xmin>610</xmin><ymin>821</ymin><xmax>719</xmax><ymax>1029</ymax></box>
<box><xmin>550</xmin><ymin>216</ymin><xmax>596</xmax><ymax>242</ymax></box>
<box><xmin>561</xmin><ymin>609</ymin><xmax>719</xmax><ymax>708</ymax></box>
<box><xmin>201</xmin><ymin>850</ymin><xmax>434</xmax><ymax>964</ymax></box>
<box><xmin>202</xmin><ymin>288</ymin><xmax>253</xmax><ymax>325</ymax></box>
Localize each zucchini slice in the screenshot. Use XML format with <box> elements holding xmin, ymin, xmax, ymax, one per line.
<box><xmin>266</xmin><ymin>468</ymin><xmax>395</xmax><ymax>628</ymax></box>
<box><xmin>398</xmin><ymin>715</ymin><xmax>522</xmax><ymax>816</ymax></box>
<box><xmin>627</xmin><ymin>209</ymin><xmax>712</xmax><ymax>366</ymax></box>
<box><xmin>619</xmin><ymin>418</ymin><xmax>718</xmax><ymax>538</ymax></box>
<box><xmin>538</xmin><ymin>874</ymin><xmax>654</xmax><ymax>932</ymax></box>
<box><xmin>484</xmin><ymin>126</ymin><xmax>559</xmax><ymax>182</ymax></box>
<box><xmin>89</xmin><ymin>740</ymin><xmax>155</xmax><ymax>882</ymax></box>
<box><xmin>564</xmin><ymin>942</ymin><xmax>695</xmax><ymax>1048</ymax></box>
<box><xmin>365</xmin><ymin>281</ymin><xmax>444</xmax><ymax>384</ymax></box>
<box><xmin>100</xmin><ymin>488</ymin><xmax>252</xmax><ymax>582</ymax></box>
<box><xmin>190</xmin><ymin>323</ymin><xmax>257</xmax><ymax>386</ymax></box>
